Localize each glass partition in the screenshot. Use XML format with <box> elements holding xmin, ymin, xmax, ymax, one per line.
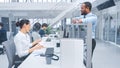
<box><xmin>108</xmin><ymin>13</ymin><xmax>117</xmax><ymax>43</ymax></box>
<box><xmin>116</xmin><ymin>12</ymin><xmax>120</xmax><ymax>45</ymax></box>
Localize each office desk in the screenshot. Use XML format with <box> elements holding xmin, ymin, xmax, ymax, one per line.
<box><xmin>18</xmin><ymin>50</ymin><xmax>60</xmax><ymax>68</ymax></box>
<box><xmin>18</xmin><ymin>38</ymin><xmax>85</xmax><ymax>68</ymax></box>
<box><xmin>18</xmin><ymin>38</ymin><xmax>60</xmax><ymax>68</ymax></box>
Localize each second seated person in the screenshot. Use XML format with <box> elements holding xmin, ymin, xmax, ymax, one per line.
<box><xmin>14</xmin><ymin>19</ymin><xmax>44</xmax><ymax>59</ymax></box>
<box><xmin>32</xmin><ymin>22</ymin><xmax>41</xmax><ymax>41</ymax></box>
<box><xmin>39</xmin><ymin>23</ymin><xmax>48</xmax><ymax>37</ymax></box>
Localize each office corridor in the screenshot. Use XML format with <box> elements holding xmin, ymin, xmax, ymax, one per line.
<box><xmin>93</xmin><ymin>40</ymin><xmax>120</xmax><ymax>68</ymax></box>
<box><xmin>0</xmin><ymin>40</ymin><xmax>120</xmax><ymax>68</ymax></box>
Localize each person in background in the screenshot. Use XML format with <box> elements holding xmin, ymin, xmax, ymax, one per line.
<box><xmin>39</xmin><ymin>23</ymin><xmax>48</xmax><ymax>37</ymax></box>
<box><xmin>32</xmin><ymin>22</ymin><xmax>41</xmax><ymax>41</ymax></box>
<box><xmin>72</xmin><ymin>2</ymin><xmax>97</xmax><ymax>68</ymax></box>
<box><xmin>0</xmin><ymin>23</ymin><xmax>7</xmax><ymax>44</ymax></box>
<box><xmin>14</xmin><ymin>19</ymin><xmax>44</xmax><ymax>66</ymax></box>
<box><xmin>0</xmin><ymin>23</ymin><xmax>7</xmax><ymax>54</ymax></box>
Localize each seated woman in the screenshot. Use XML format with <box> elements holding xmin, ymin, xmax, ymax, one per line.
<box><xmin>32</xmin><ymin>22</ymin><xmax>41</xmax><ymax>41</ymax></box>
<box><xmin>14</xmin><ymin>19</ymin><xmax>43</xmax><ymax>59</ymax></box>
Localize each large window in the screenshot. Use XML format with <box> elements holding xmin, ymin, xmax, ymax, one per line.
<box><xmin>48</xmin><ymin>0</ymin><xmax>52</xmax><ymax>2</ymax></box>
<box><xmin>101</xmin><ymin>9</ymin><xmax>120</xmax><ymax>45</ymax></box>
<box><xmin>57</xmin><ymin>0</ymin><xmax>61</xmax><ymax>2</ymax></box>
<box><xmin>66</xmin><ymin>18</ymin><xmax>71</xmax><ymax>25</ymax></box>
<box><xmin>108</xmin><ymin>14</ymin><xmax>117</xmax><ymax>43</ymax></box>
<box><xmin>38</xmin><ymin>0</ymin><xmax>42</xmax><ymax>2</ymax></box>
<box><xmin>0</xmin><ymin>0</ymin><xmax>5</xmax><ymax>3</ymax></box>
<box><xmin>33</xmin><ymin>0</ymin><xmax>38</xmax><ymax>2</ymax></box>
<box><xmin>103</xmin><ymin>13</ymin><xmax>109</xmax><ymax>41</ymax></box>
<box><xmin>43</xmin><ymin>0</ymin><xmax>47</xmax><ymax>2</ymax></box>
<box><xmin>103</xmin><ymin>13</ymin><xmax>117</xmax><ymax>43</ymax></box>
<box><xmin>52</xmin><ymin>0</ymin><xmax>57</xmax><ymax>2</ymax></box>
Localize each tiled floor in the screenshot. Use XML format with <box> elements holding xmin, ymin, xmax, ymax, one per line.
<box><xmin>1</xmin><ymin>40</ymin><xmax>120</xmax><ymax>68</ymax></box>
<box><xmin>0</xmin><ymin>54</ymin><xmax>8</xmax><ymax>68</ymax></box>
<box><xmin>93</xmin><ymin>40</ymin><xmax>120</xmax><ymax>68</ymax></box>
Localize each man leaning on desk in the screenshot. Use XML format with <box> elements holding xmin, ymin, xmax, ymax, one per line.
<box><xmin>72</xmin><ymin>1</ymin><xmax>97</xmax><ymax>68</ymax></box>
<box><xmin>14</xmin><ymin>19</ymin><xmax>44</xmax><ymax>67</ymax></box>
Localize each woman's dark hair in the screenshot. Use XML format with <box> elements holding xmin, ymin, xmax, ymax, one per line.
<box><xmin>42</xmin><ymin>23</ymin><xmax>48</xmax><ymax>27</ymax></box>
<box><xmin>83</xmin><ymin>2</ymin><xmax>92</xmax><ymax>11</ymax></box>
<box><xmin>16</xmin><ymin>19</ymin><xmax>30</xmax><ymax>28</ymax></box>
<box><xmin>16</xmin><ymin>21</ymin><xmax>19</xmax><ymax>27</ymax></box>
<box><xmin>33</xmin><ymin>22</ymin><xmax>41</xmax><ymax>31</ymax></box>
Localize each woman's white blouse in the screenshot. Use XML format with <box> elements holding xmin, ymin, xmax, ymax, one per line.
<box><xmin>14</xmin><ymin>31</ymin><xmax>32</xmax><ymax>58</ymax></box>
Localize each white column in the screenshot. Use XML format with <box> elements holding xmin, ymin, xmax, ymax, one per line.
<box><xmin>60</xmin><ymin>38</ymin><xmax>84</xmax><ymax>68</ymax></box>
<box><xmin>9</xmin><ymin>13</ymin><xmax>14</xmax><ymax>32</ymax></box>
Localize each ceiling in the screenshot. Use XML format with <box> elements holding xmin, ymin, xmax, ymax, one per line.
<box><xmin>0</xmin><ymin>2</ymin><xmax>74</xmax><ymax>18</ymax></box>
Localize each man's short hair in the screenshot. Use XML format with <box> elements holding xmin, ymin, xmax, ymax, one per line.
<box><xmin>83</xmin><ymin>2</ymin><xmax>92</xmax><ymax>11</ymax></box>
<box><xmin>42</xmin><ymin>23</ymin><xmax>48</xmax><ymax>27</ymax></box>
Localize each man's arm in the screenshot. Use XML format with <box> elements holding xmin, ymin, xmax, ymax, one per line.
<box><xmin>72</xmin><ymin>16</ymin><xmax>84</xmax><ymax>24</ymax></box>
<box><xmin>78</xmin><ymin>16</ymin><xmax>97</xmax><ymax>24</ymax></box>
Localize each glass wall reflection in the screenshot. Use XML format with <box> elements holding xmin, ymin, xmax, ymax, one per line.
<box><xmin>101</xmin><ymin>10</ymin><xmax>120</xmax><ymax>45</ymax></box>
<box><xmin>116</xmin><ymin>12</ymin><xmax>120</xmax><ymax>45</ymax></box>
<box><xmin>103</xmin><ymin>13</ymin><xmax>109</xmax><ymax>41</ymax></box>
<box><xmin>102</xmin><ymin>12</ymin><xmax>117</xmax><ymax>43</ymax></box>
<box><xmin>108</xmin><ymin>14</ymin><xmax>116</xmax><ymax>43</ymax></box>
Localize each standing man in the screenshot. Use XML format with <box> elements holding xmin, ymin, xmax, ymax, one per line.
<box><xmin>72</xmin><ymin>2</ymin><xmax>97</xmax><ymax>68</ymax></box>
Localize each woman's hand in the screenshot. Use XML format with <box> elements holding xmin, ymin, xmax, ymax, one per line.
<box><xmin>34</xmin><ymin>44</ymin><xmax>44</xmax><ymax>50</ymax></box>
<box><xmin>29</xmin><ymin>44</ymin><xmax>44</xmax><ymax>53</ymax></box>
<box><xmin>32</xmin><ymin>39</ymin><xmax>41</xmax><ymax>46</ymax></box>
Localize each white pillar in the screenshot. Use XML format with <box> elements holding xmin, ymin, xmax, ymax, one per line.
<box><xmin>9</xmin><ymin>13</ymin><xmax>14</xmax><ymax>32</ymax></box>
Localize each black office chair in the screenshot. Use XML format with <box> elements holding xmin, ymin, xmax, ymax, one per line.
<box><xmin>3</xmin><ymin>38</ymin><xmax>22</xmax><ymax>68</ymax></box>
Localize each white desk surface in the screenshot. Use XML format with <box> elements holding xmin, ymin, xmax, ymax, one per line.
<box><xmin>18</xmin><ymin>51</ymin><xmax>60</xmax><ymax>68</ymax></box>
<box><xmin>18</xmin><ymin>38</ymin><xmax>60</xmax><ymax>68</ymax></box>
<box><xmin>18</xmin><ymin>38</ymin><xmax>85</xmax><ymax>68</ymax></box>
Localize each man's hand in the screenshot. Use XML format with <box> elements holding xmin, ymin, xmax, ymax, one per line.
<box><xmin>72</xmin><ymin>18</ymin><xmax>82</xmax><ymax>24</ymax></box>
<box><xmin>78</xmin><ymin>19</ymin><xmax>82</xmax><ymax>23</ymax></box>
<box><xmin>72</xmin><ymin>18</ymin><xmax>77</xmax><ymax>24</ymax></box>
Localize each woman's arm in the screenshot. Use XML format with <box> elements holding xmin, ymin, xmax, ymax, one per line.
<box><xmin>28</xmin><ymin>44</ymin><xmax>44</xmax><ymax>53</ymax></box>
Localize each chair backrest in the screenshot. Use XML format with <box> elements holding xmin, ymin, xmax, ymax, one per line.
<box><xmin>2</xmin><ymin>38</ymin><xmax>16</xmax><ymax>68</ymax></box>
<box><xmin>7</xmin><ymin>32</ymin><xmax>14</xmax><ymax>40</ymax></box>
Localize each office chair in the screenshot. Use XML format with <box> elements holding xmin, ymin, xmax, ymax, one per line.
<box><xmin>3</xmin><ymin>38</ymin><xmax>22</xmax><ymax>68</ymax></box>
<box><xmin>0</xmin><ymin>45</ymin><xmax>4</xmax><ymax>55</ymax></box>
